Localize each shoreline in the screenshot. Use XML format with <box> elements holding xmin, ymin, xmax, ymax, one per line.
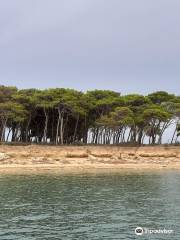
<box><xmin>1</xmin><ymin>165</ymin><xmax>180</xmax><ymax>175</ymax></box>
<box><xmin>0</xmin><ymin>145</ymin><xmax>180</xmax><ymax>173</ymax></box>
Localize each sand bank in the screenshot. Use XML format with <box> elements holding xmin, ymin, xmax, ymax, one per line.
<box><xmin>0</xmin><ymin>145</ymin><xmax>180</xmax><ymax>173</ymax></box>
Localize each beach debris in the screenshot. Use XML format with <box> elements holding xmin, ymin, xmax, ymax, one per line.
<box><xmin>0</xmin><ymin>152</ymin><xmax>9</xmax><ymax>161</ymax></box>
<box><xmin>66</xmin><ymin>152</ymin><xmax>88</xmax><ymax>158</ymax></box>
<box><xmin>88</xmin><ymin>154</ymin><xmax>97</xmax><ymax>161</ymax></box>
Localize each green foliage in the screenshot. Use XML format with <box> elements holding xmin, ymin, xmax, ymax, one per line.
<box><xmin>142</xmin><ymin>105</ymin><xmax>171</xmax><ymax>122</ymax></box>
<box><xmin>148</xmin><ymin>91</ymin><xmax>175</xmax><ymax>104</ymax></box>
<box><xmin>110</xmin><ymin>107</ymin><xmax>134</xmax><ymax>126</ymax></box>
<box><xmin>124</xmin><ymin>94</ymin><xmax>151</xmax><ymax>106</ymax></box>
<box><xmin>0</xmin><ymin>101</ymin><xmax>26</xmax><ymax>121</ymax></box>
<box><xmin>0</xmin><ymin>86</ymin><xmax>179</xmax><ymax>144</ymax></box>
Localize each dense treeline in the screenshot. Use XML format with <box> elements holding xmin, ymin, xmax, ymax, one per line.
<box><xmin>0</xmin><ymin>85</ymin><xmax>180</xmax><ymax>145</ymax></box>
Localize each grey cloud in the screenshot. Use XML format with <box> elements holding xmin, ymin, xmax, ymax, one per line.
<box><xmin>0</xmin><ymin>0</ymin><xmax>179</xmax><ymax>94</ymax></box>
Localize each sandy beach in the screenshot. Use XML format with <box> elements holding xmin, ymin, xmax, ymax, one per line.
<box><xmin>0</xmin><ymin>145</ymin><xmax>179</xmax><ymax>173</ymax></box>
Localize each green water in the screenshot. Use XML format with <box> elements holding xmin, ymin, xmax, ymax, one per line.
<box><xmin>0</xmin><ymin>170</ymin><xmax>180</xmax><ymax>239</ymax></box>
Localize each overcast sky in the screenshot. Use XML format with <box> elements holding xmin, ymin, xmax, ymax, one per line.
<box><xmin>0</xmin><ymin>0</ymin><xmax>179</xmax><ymax>94</ymax></box>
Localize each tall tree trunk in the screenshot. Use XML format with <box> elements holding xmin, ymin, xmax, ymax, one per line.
<box><xmin>43</xmin><ymin>108</ymin><xmax>48</xmax><ymax>143</ymax></box>
<box><xmin>171</xmin><ymin>122</ymin><xmax>178</xmax><ymax>144</ymax></box>
<box><xmin>6</xmin><ymin>128</ymin><xmax>11</xmax><ymax>142</ymax></box>
<box><xmin>1</xmin><ymin>119</ymin><xmax>7</xmax><ymax>142</ymax></box>
<box><xmin>56</xmin><ymin>108</ymin><xmax>64</xmax><ymax>145</ymax></box>
<box><xmin>56</xmin><ymin>108</ymin><xmax>61</xmax><ymax>145</ymax></box>
<box><xmin>73</xmin><ymin>114</ymin><xmax>79</xmax><ymax>144</ymax></box>
<box><xmin>25</xmin><ymin>116</ymin><xmax>31</xmax><ymax>142</ymax></box>
<box><xmin>138</xmin><ymin>128</ymin><xmax>143</xmax><ymax>145</ymax></box>
<box><xmin>60</xmin><ymin>114</ymin><xmax>64</xmax><ymax>145</ymax></box>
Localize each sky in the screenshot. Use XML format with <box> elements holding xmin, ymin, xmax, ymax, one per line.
<box><xmin>0</xmin><ymin>0</ymin><xmax>180</xmax><ymax>94</ymax></box>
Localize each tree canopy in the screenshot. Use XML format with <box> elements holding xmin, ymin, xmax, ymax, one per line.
<box><xmin>0</xmin><ymin>86</ymin><xmax>179</xmax><ymax>144</ymax></box>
